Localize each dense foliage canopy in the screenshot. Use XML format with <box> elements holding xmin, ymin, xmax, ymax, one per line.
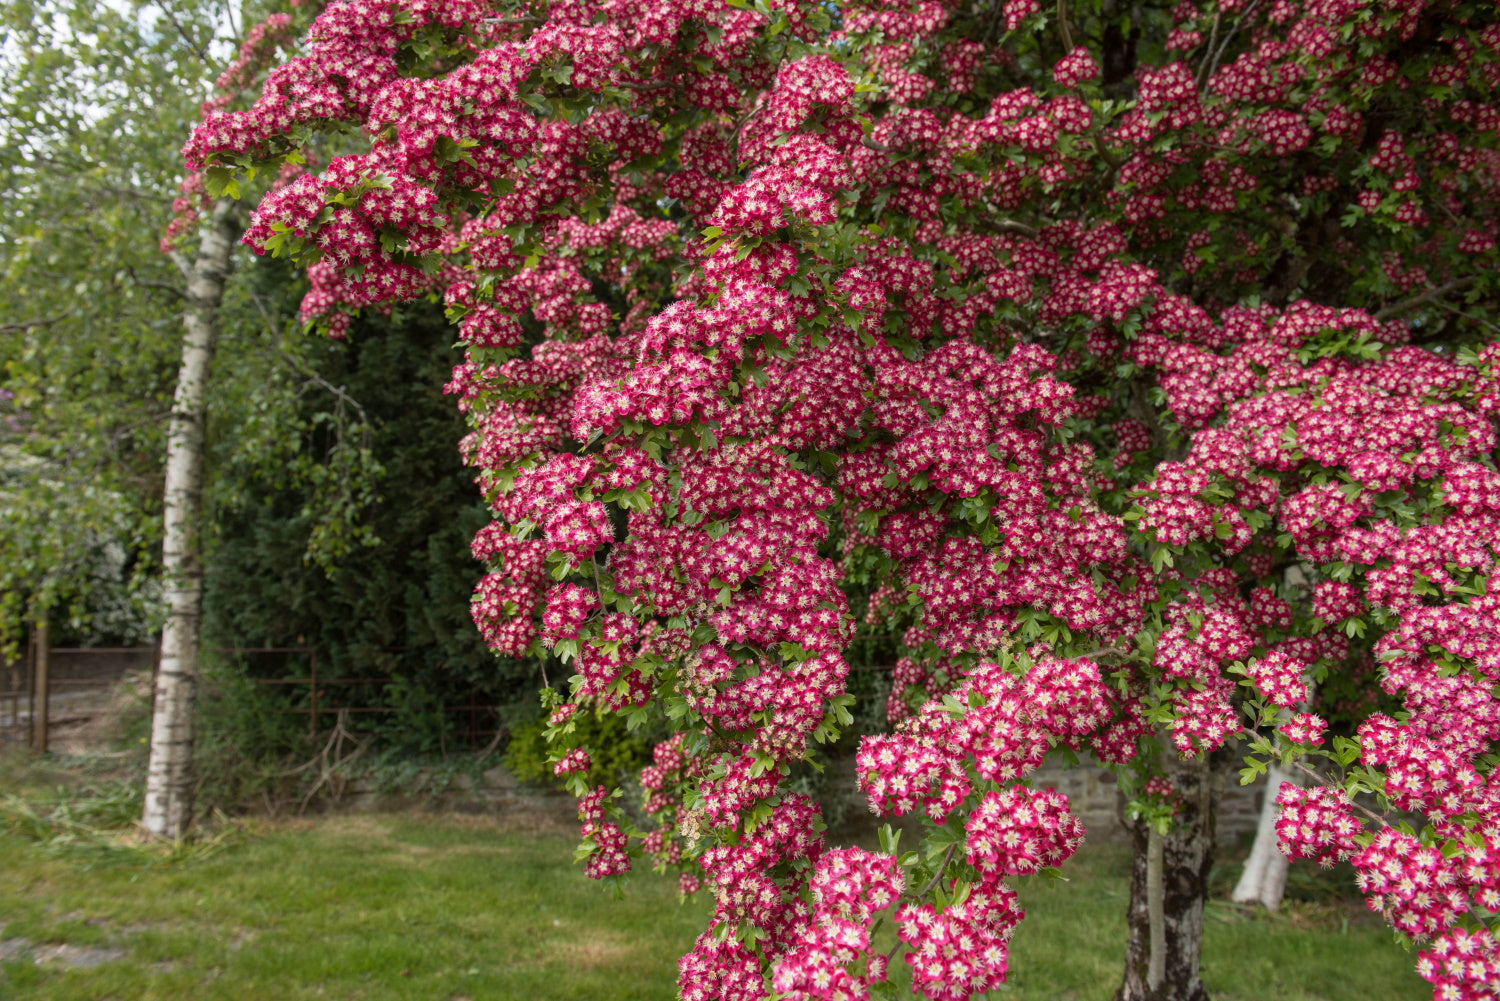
<box><xmin>0</xmin><ymin>0</ymin><xmax>397</xmax><ymax>652</ymax></box>
<box><xmin>0</xmin><ymin>0</ymin><xmax>220</xmax><ymax>646</ymax></box>
<box><xmin>202</xmin><ymin>295</ymin><xmax>525</xmax><ymax>751</ymax></box>
<box><xmin>190</xmin><ymin>0</ymin><xmax>1500</xmax><ymax>998</ymax></box>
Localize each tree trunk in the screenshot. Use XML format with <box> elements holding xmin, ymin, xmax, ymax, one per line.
<box><xmin>30</xmin><ymin>617</ymin><xmax>48</xmax><ymax>753</ymax></box>
<box><xmin>1115</xmin><ymin>749</ymin><xmax>1228</xmax><ymax>1001</ymax></box>
<box><xmin>1231</xmin><ymin>762</ymin><xmax>1295</xmax><ymax>911</ymax></box>
<box><xmin>141</xmin><ymin>199</ymin><xmax>236</xmax><ymax>840</ymax></box>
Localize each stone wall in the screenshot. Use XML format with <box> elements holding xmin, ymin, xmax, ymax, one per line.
<box><xmin>824</xmin><ymin>752</ymin><xmax>1267</xmax><ymax>845</ymax></box>
<box><xmin>1027</xmin><ymin>756</ymin><xmax>1267</xmax><ymax>844</ymax></box>
<box><xmin>323</xmin><ymin>755</ymin><xmax>1272</xmax><ymax>846</ymax></box>
<box><xmin>338</xmin><ymin>765</ymin><xmax>578</xmax><ymax>824</ymax></box>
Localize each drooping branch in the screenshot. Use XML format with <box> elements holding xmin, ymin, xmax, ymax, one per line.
<box><xmin>125</xmin><ymin>265</ymin><xmax>188</xmax><ymax>301</ymax></box>
<box><xmin>0</xmin><ymin>312</ymin><xmax>74</xmax><ymax>335</ymax></box>
<box><xmin>1374</xmin><ymin>277</ymin><xmax>1478</xmax><ymax>320</ymax></box>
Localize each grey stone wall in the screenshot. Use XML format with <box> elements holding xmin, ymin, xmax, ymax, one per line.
<box><xmin>1026</xmin><ymin>755</ymin><xmax>1266</xmax><ymax>844</ymax></box>
<box><xmin>328</xmin><ymin>755</ymin><xmax>1271</xmax><ymax>847</ymax></box>
<box><xmin>824</xmin><ymin>752</ymin><xmax>1267</xmax><ymax>845</ymax></box>
<box><xmin>338</xmin><ymin>765</ymin><xmax>578</xmax><ymax>824</ymax></box>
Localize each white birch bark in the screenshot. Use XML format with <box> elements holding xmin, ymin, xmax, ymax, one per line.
<box><xmin>141</xmin><ymin>199</ymin><xmax>237</xmax><ymax>840</ymax></box>
<box><xmin>1232</xmin><ymin>566</ymin><xmax>1313</xmax><ymax>910</ymax></box>
<box><xmin>1232</xmin><ymin>762</ymin><xmax>1295</xmax><ymax>911</ymax></box>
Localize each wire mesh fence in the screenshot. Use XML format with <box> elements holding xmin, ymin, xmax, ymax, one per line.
<box><xmin>0</xmin><ymin>644</ymin><xmax>504</xmax><ymax>753</ymax></box>
<box><xmin>0</xmin><ymin>638</ymin><xmax>901</xmax><ymax>754</ymax></box>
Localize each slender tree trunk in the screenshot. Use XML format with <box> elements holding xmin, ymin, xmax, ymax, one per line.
<box><xmin>1115</xmin><ymin>748</ymin><xmax>1229</xmax><ymax>1001</ymax></box>
<box><xmin>1233</xmin><ymin>570</ymin><xmax>1310</xmax><ymax>912</ymax></box>
<box><xmin>30</xmin><ymin>616</ymin><xmax>48</xmax><ymax>753</ymax></box>
<box><xmin>1231</xmin><ymin>762</ymin><xmax>1295</xmax><ymax>911</ymax></box>
<box><xmin>141</xmin><ymin>199</ymin><xmax>236</xmax><ymax>840</ymax></box>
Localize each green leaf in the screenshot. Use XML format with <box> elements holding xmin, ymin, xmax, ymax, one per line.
<box><xmin>203</xmin><ymin>165</ymin><xmax>240</xmax><ymax>199</ymax></box>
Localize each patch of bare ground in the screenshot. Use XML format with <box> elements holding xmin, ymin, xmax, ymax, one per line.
<box><xmin>0</xmin><ymin>936</ymin><xmax>126</xmax><ymax>969</ymax></box>
<box><xmin>425</xmin><ymin>808</ymin><xmax>576</xmax><ymax>838</ymax></box>
<box><xmin>548</xmin><ymin>927</ymin><xmax>631</xmax><ymax>968</ymax></box>
<box><xmin>271</xmin><ymin>809</ymin><xmax>572</xmax><ymax>841</ymax></box>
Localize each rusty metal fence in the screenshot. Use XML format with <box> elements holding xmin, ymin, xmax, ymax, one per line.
<box><xmin>232</xmin><ymin>647</ymin><xmax>503</xmax><ymax>746</ymax></box>
<box><xmin>0</xmin><ymin>643</ymin><xmax>503</xmax><ymax>753</ymax></box>
<box><xmin>1</xmin><ymin>644</ymin><xmax>158</xmax><ymax>752</ymax></box>
<box><xmin>0</xmin><ymin>640</ymin><xmax>894</xmax><ymax>753</ymax></box>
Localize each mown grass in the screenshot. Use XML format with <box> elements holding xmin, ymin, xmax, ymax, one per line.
<box><xmin>0</xmin><ymin>753</ymin><xmax>1427</xmax><ymax>1001</ymax></box>
<box><xmin>0</xmin><ymin>810</ymin><xmax>711</xmax><ymax>1000</ymax></box>
<box><xmin>1002</xmin><ymin>846</ymin><xmax>1425</xmax><ymax>1001</ymax></box>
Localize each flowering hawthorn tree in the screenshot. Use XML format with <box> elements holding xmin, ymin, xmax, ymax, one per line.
<box><xmin>186</xmin><ymin>0</ymin><xmax>1500</xmax><ymax>997</ymax></box>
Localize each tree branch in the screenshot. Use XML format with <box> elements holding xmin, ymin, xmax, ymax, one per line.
<box><xmin>219</xmin><ymin>0</ymin><xmax>240</xmax><ymax>43</ymax></box>
<box><xmin>882</xmin><ymin>841</ymin><xmax>961</xmax><ymax>964</ymax></box>
<box><xmin>125</xmin><ymin>266</ymin><xmax>188</xmax><ymax>301</ymax></box>
<box><xmin>1092</xmin><ymin>134</ymin><xmax>1124</xmax><ymax>172</ymax></box>
<box><xmin>612</xmin><ymin>78</ymin><xmax>673</xmax><ymax>93</ymax></box>
<box><xmin>992</xmin><ymin>218</ymin><xmax>1039</xmax><ymax>238</ymax></box>
<box><xmin>155</xmin><ymin>1</ymin><xmax>211</xmax><ymax>64</ymax></box>
<box><xmin>729</xmin><ymin>43</ymin><xmax>788</xmax><ymax>166</ymax></box>
<box><xmin>591</xmin><ymin>552</ymin><xmax>609</xmax><ymax>612</ymax></box>
<box><xmin>168</xmin><ymin>250</ymin><xmax>193</xmax><ymax>282</ymax></box>
<box><xmin>913</xmin><ymin>841</ymin><xmax>961</xmax><ymax>901</ymax></box>
<box><xmin>1201</xmin><ymin>0</ymin><xmax>1266</xmax><ymax>88</ymax></box>
<box><xmin>1196</xmin><ymin>12</ymin><xmax>1222</xmax><ymax>92</ymax></box>
<box><xmin>1424</xmin><ymin>295</ymin><xmax>1500</xmax><ymax>336</ymax></box>
<box><xmin>1374</xmin><ymin>277</ymin><xmax>1478</xmax><ymax>321</ymax></box>
<box><xmin>247</xmin><ymin>291</ymin><xmax>372</xmax><ymax>432</ymax></box>
<box><xmin>0</xmin><ymin>312</ymin><xmax>73</xmax><ymax>336</ymax></box>
<box><xmin>1285</xmin><ymin>758</ymin><xmax>1387</xmax><ymax>826</ymax></box>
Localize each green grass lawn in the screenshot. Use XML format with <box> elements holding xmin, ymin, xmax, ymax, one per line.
<box><xmin>0</xmin><ymin>809</ymin><xmax>711</xmax><ymax>1001</ymax></box>
<box><xmin>1003</xmin><ymin>845</ymin><xmax>1425</xmax><ymax>1001</ymax></box>
<box><xmin>0</xmin><ymin>760</ymin><xmax>1427</xmax><ymax>1000</ymax></box>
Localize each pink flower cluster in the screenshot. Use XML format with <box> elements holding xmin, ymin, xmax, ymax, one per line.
<box><xmin>1023</xmin><ymin>656</ymin><xmax>1112</xmax><ymax>745</ymax></box>
<box><xmin>680</xmin><ymin>796</ymin><xmax>825</xmax><ymax>999</ymax></box>
<box><xmin>1280</xmin><ymin>712</ymin><xmax>1327</xmax><ymax>746</ymax></box>
<box><xmin>1274</xmin><ymin>784</ymin><xmax>1362</xmax><ymax>868</ymax></box>
<box><xmin>858</xmin><ymin>658</ymin><xmax>1108</xmax><ymax>821</ymax></box>
<box><xmin>541</xmin><ymin>583</ymin><xmax>598</xmax><ymax>646</ymax></box>
<box><xmin>966</xmin><ymin>786</ymin><xmax>1085</xmax><ymax>878</ymax></box>
<box><xmin>1142</xmin><ymin>776</ymin><xmax>1181</xmax><ymax>808</ymax></box>
<box><xmin>769</xmin><ymin>848</ymin><xmax>904</xmax><ymax>1000</ymax></box>
<box><xmin>553</xmin><ymin>748</ymin><xmax>590</xmax><ymax>776</ymax></box>
<box><xmin>1244</xmin><ymin>650</ymin><xmax>1310</xmax><ymax>708</ymax></box>
<box><xmin>1416</xmin><ymin>928</ymin><xmax>1500</xmax><ymax>1001</ymax></box>
<box><xmin>639</xmin><ymin>732</ymin><xmax>692</xmax><ymax>819</ymax></box>
<box><xmin>895</xmin><ymin>884</ymin><xmax>1023</xmax><ymax>1001</ymax></box>
<box><xmin>578</xmin><ymin>785</ymin><xmax>630</xmax><ymax>880</ymax></box>
<box><xmin>1352</xmin><ymin>829</ymin><xmax>1468</xmax><ymax>938</ymax></box>
<box><xmin>1313</xmin><ymin>581</ymin><xmax>1362</xmax><ymax>622</ymax></box>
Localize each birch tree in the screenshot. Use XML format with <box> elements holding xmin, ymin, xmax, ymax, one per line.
<box><xmin>142</xmin><ymin>197</ymin><xmax>238</xmax><ymax>838</ymax></box>
<box><xmin>1</xmin><ymin>0</ymin><xmax>306</xmax><ymax>833</ymax></box>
